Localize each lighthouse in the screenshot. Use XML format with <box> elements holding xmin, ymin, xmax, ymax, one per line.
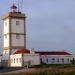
<box><xmin>1</xmin><ymin>0</ymin><xmax>40</xmax><ymax>67</ymax></box>
<box><xmin>2</xmin><ymin>3</ymin><xmax>26</xmax><ymax>61</ymax></box>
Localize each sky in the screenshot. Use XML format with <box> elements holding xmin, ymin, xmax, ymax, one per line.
<box><xmin>0</xmin><ymin>0</ymin><xmax>75</xmax><ymax>53</ymax></box>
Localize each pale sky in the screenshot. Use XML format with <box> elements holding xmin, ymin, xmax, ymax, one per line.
<box><xmin>0</xmin><ymin>0</ymin><xmax>75</xmax><ymax>53</ymax></box>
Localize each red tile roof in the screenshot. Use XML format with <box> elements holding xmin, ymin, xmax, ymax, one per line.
<box><xmin>35</xmin><ymin>51</ymin><xmax>71</xmax><ymax>55</ymax></box>
<box><xmin>9</xmin><ymin>11</ymin><xmax>21</xmax><ymax>14</ymax></box>
<box><xmin>14</xmin><ymin>49</ymin><xmax>30</xmax><ymax>54</ymax></box>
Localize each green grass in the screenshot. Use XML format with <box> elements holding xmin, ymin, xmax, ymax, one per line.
<box><xmin>2</xmin><ymin>64</ymin><xmax>75</xmax><ymax>75</ymax></box>
<box><xmin>29</xmin><ymin>64</ymin><xmax>75</xmax><ymax>68</ymax></box>
<box><xmin>3</xmin><ymin>71</ymin><xmax>75</xmax><ymax>75</ymax></box>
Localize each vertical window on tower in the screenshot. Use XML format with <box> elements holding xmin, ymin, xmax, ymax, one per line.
<box><xmin>5</xmin><ymin>35</ymin><xmax>7</xmax><ymax>39</ymax></box>
<box><xmin>5</xmin><ymin>50</ymin><xmax>7</xmax><ymax>54</ymax></box>
<box><xmin>5</xmin><ymin>22</ymin><xmax>7</xmax><ymax>27</ymax></box>
<box><xmin>16</xmin><ymin>34</ymin><xmax>20</xmax><ymax>39</ymax></box>
<box><xmin>16</xmin><ymin>21</ymin><xmax>20</xmax><ymax>25</ymax></box>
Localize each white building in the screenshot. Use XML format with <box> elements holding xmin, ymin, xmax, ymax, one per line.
<box><xmin>10</xmin><ymin>49</ymin><xmax>40</xmax><ymax>67</ymax></box>
<box><xmin>35</xmin><ymin>51</ymin><xmax>75</xmax><ymax>64</ymax></box>
<box><xmin>3</xmin><ymin>4</ymin><xmax>26</xmax><ymax>60</ymax></box>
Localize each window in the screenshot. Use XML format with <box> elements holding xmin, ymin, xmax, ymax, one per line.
<box><xmin>67</xmin><ymin>58</ymin><xmax>69</xmax><ymax>62</ymax></box>
<box><xmin>16</xmin><ymin>34</ymin><xmax>20</xmax><ymax>39</ymax></box>
<box><xmin>5</xmin><ymin>51</ymin><xmax>7</xmax><ymax>54</ymax></box>
<box><xmin>19</xmin><ymin>58</ymin><xmax>21</xmax><ymax>63</ymax></box>
<box><xmin>40</xmin><ymin>58</ymin><xmax>43</xmax><ymax>64</ymax></box>
<box><xmin>16</xmin><ymin>21</ymin><xmax>20</xmax><ymax>25</ymax></box>
<box><xmin>5</xmin><ymin>22</ymin><xmax>7</xmax><ymax>26</ymax></box>
<box><xmin>52</xmin><ymin>58</ymin><xmax>55</xmax><ymax>63</ymax></box>
<box><xmin>17</xmin><ymin>58</ymin><xmax>18</xmax><ymax>63</ymax></box>
<box><xmin>46</xmin><ymin>58</ymin><xmax>48</xmax><ymax>63</ymax></box>
<box><xmin>5</xmin><ymin>50</ymin><xmax>8</xmax><ymax>54</ymax></box>
<box><xmin>14</xmin><ymin>58</ymin><xmax>15</xmax><ymax>63</ymax></box>
<box><xmin>61</xmin><ymin>58</ymin><xmax>64</xmax><ymax>63</ymax></box>
<box><xmin>5</xmin><ymin>35</ymin><xmax>7</xmax><ymax>39</ymax></box>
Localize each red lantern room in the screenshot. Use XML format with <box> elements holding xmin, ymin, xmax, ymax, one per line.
<box><xmin>10</xmin><ymin>4</ymin><xmax>21</xmax><ymax>14</ymax></box>
<box><xmin>11</xmin><ymin>4</ymin><xmax>17</xmax><ymax>9</ymax></box>
<box><xmin>10</xmin><ymin>4</ymin><xmax>17</xmax><ymax>13</ymax></box>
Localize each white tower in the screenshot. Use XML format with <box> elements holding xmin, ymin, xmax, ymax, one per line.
<box><xmin>3</xmin><ymin>4</ymin><xmax>26</xmax><ymax>60</ymax></box>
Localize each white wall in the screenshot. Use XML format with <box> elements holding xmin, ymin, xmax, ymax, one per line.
<box><xmin>11</xmin><ymin>19</ymin><xmax>24</xmax><ymax>33</ymax></box>
<box><xmin>4</xmin><ymin>18</ymin><xmax>25</xmax><ymax>47</ymax></box>
<box><xmin>11</xmin><ymin>18</ymin><xmax>25</xmax><ymax>47</ymax></box>
<box><xmin>3</xmin><ymin>18</ymin><xmax>10</xmax><ymax>47</ymax></box>
<box><xmin>3</xmin><ymin>49</ymin><xmax>9</xmax><ymax>54</ymax></box>
<box><xmin>23</xmin><ymin>54</ymin><xmax>40</xmax><ymax>65</ymax></box>
<box><xmin>4</xmin><ymin>18</ymin><xmax>9</xmax><ymax>34</ymax></box>
<box><xmin>4</xmin><ymin>35</ymin><xmax>9</xmax><ymax>47</ymax></box>
<box><xmin>10</xmin><ymin>53</ymin><xmax>40</xmax><ymax>67</ymax></box>
<box><xmin>41</xmin><ymin>55</ymin><xmax>75</xmax><ymax>64</ymax></box>
<box><xmin>10</xmin><ymin>54</ymin><xmax>22</xmax><ymax>67</ymax></box>
<box><xmin>11</xmin><ymin>35</ymin><xmax>24</xmax><ymax>46</ymax></box>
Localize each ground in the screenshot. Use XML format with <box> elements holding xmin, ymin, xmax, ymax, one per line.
<box><xmin>1</xmin><ymin>64</ymin><xmax>75</xmax><ymax>75</ymax></box>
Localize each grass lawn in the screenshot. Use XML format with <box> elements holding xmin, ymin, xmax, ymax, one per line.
<box><xmin>2</xmin><ymin>72</ymin><xmax>75</xmax><ymax>75</ymax></box>
<box><xmin>2</xmin><ymin>64</ymin><xmax>75</xmax><ymax>75</ymax></box>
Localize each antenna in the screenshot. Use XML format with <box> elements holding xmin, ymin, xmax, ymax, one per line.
<box><xmin>17</xmin><ymin>0</ymin><xmax>20</xmax><ymax>12</ymax></box>
<box><xmin>11</xmin><ymin>0</ymin><xmax>23</xmax><ymax>12</ymax></box>
<box><xmin>20</xmin><ymin>0</ymin><xmax>23</xmax><ymax>12</ymax></box>
<box><xmin>17</xmin><ymin>0</ymin><xmax>23</xmax><ymax>12</ymax></box>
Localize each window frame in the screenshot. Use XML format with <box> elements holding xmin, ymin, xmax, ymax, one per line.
<box><xmin>5</xmin><ymin>35</ymin><xmax>7</xmax><ymax>39</ymax></box>
<box><xmin>19</xmin><ymin>58</ymin><xmax>22</xmax><ymax>63</ymax></box>
<box><xmin>16</xmin><ymin>34</ymin><xmax>20</xmax><ymax>39</ymax></box>
<box><xmin>52</xmin><ymin>58</ymin><xmax>55</xmax><ymax>63</ymax></box>
<box><xmin>16</xmin><ymin>21</ymin><xmax>20</xmax><ymax>26</ymax></box>
<box><xmin>5</xmin><ymin>22</ymin><xmax>7</xmax><ymax>27</ymax></box>
<box><xmin>61</xmin><ymin>58</ymin><xmax>64</xmax><ymax>63</ymax></box>
<box><xmin>14</xmin><ymin>58</ymin><xmax>15</xmax><ymax>63</ymax></box>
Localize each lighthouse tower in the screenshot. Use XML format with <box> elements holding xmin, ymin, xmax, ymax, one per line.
<box><xmin>3</xmin><ymin>3</ymin><xmax>26</xmax><ymax>60</ymax></box>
